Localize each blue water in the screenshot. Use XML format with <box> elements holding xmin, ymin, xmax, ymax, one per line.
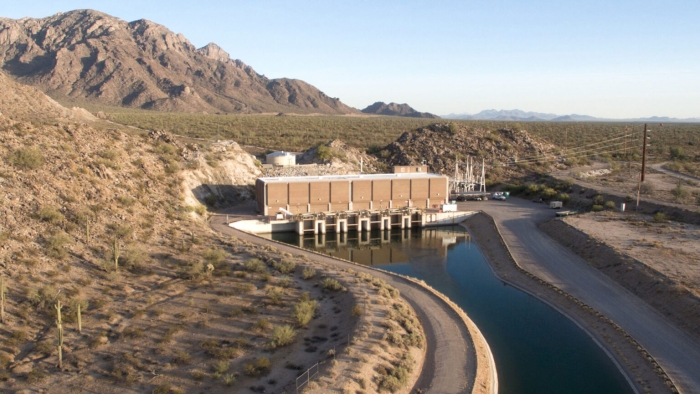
<box><xmin>266</xmin><ymin>227</ymin><xmax>634</xmax><ymax>394</ymax></box>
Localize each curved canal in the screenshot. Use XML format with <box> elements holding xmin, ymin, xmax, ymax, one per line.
<box><xmin>264</xmin><ymin>226</ymin><xmax>634</xmax><ymax>394</ymax></box>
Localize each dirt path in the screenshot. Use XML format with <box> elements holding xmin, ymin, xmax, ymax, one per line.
<box><xmin>461</xmin><ymin>198</ymin><xmax>700</xmax><ymax>393</ymax></box>
<box><xmin>209</xmin><ymin>210</ymin><xmax>496</xmax><ymax>394</ymax></box>
<box><xmin>652</xmin><ymin>162</ymin><xmax>700</xmax><ymax>183</ymax></box>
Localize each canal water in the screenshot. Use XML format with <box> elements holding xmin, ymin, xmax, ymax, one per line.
<box><xmin>264</xmin><ymin>226</ymin><xmax>634</xmax><ymax>394</ymax></box>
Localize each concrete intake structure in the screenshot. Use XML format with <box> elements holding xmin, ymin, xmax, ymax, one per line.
<box><xmin>255</xmin><ymin>173</ymin><xmax>449</xmax><ymax>216</ymax></box>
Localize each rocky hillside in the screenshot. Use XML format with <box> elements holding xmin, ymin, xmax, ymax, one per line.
<box><xmin>381</xmin><ymin>123</ymin><xmax>559</xmax><ymax>180</ymax></box>
<box><xmin>0</xmin><ymin>9</ymin><xmax>359</xmax><ymax>115</ymax></box>
<box><xmin>361</xmin><ymin>101</ymin><xmax>439</xmax><ymax>118</ymax></box>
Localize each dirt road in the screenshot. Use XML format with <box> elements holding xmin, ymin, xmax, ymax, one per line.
<box><xmin>462</xmin><ymin>198</ymin><xmax>700</xmax><ymax>393</ymax></box>
<box><xmin>652</xmin><ymin>162</ymin><xmax>700</xmax><ymax>183</ymax></box>
<box><xmin>210</xmin><ymin>212</ymin><xmax>495</xmax><ymax>394</ymax></box>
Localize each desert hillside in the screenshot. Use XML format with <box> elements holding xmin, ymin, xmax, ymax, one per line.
<box><xmin>0</xmin><ymin>71</ymin><xmax>424</xmax><ymax>394</ymax></box>
<box><xmin>0</xmin><ymin>9</ymin><xmax>358</xmax><ymax>115</ymax></box>
<box><xmin>361</xmin><ymin>102</ymin><xmax>439</xmax><ymax>119</ymax></box>
<box><xmin>379</xmin><ymin>122</ymin><xmax>559</xmax><ymax>180</ymax></box>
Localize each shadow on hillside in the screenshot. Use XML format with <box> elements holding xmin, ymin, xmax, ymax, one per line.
<box><xmin>191</xmin><ymin>184</ymin><xmax>255</xmax><ymax>208</ymax></box>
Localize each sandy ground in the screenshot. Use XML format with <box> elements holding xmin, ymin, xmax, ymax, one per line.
<box><xmin>552</xmin><ymin>162</ymin><xmax>700</xmax><ymax>210</ymax></box>
<box><xmin>564</xmin><ymin>212</ymin><xmax>700</xmax><ymax>297</ymax></box>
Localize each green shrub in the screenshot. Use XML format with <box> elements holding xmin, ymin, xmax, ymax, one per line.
<box><xmin>591</xmin><ymin>205</ymin><xmax>604</xmax><ymax>212</ymax></box>
<box><xmin>244</xmin><ymin>258</ymin><xmax>267</xmax><ymax>273</ymax></box>
<box><xmin>8</xmin><ymin>147</ymin><xmax>44</xmax><ymax>170</ymax></box>
<box><xmin>540</xmin><ymin>187</ymin><xmax>557</xmax><ymax>200</ymax></box>
<box><xmin>45</xmin><ymin>231</ymin><xmax>72</xmax><ymax>260</ymax></box>
<box><xmin>302</xmin><ymin>267</ymin><xmax>316</xmax><ymax>280</ymax></box>
<box><xmin>270</xmin><ymin>325</ymin><xmax>296</xmax><ymax>348</ymax></box>
<box><xmin>604</xmin><ymin>201</ymin><xmax>616</xmax><ymax>210</ymax></box>
<box><xmin>292</xmin><ymin>300</ymin><xmax>318</xmax><ymax>327</ymax></box>
<box><xmin>321</xmin><ymin>278</ymin><xmax>342</xmax><ymax>291</ymax></box>
<box><xmin>38</xmin><ymin>206</ymin><xmax>64</xmax><ymax>224</ymax></box>
<box><xmin>274</xmin><ymin>259</ymin><xmax>296</xmax><ymax>274</ymax></box>
<box><xmin>253</xmin><ymin>318</ymin><xmax>272</xmax><ymax>332</ymax></box>
<box><xmin>267</xmin><ymin>287</ymin><xmax>284</xmax><ymax>305</ymax></box>
<box><xmin>203</xmin><ymin>248</ymin><xmax>227</xmax><ymax>267</ymax></box>
<box><xmin>555</xmin><ymin>193</ymin><xmax>570</xmax><ymax>204</ymax></box>
<box><xmin>653</xmin><ymin>212</ymin><xmax>667</xmax><ymax>222</ymax></box>
<box><xmin>352</xmin><ymin>305</ymin><xmax>364</xmax><ymax>317</ymax></box>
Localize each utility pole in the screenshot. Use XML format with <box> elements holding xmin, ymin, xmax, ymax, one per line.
<box><xmin>636</xmin><ymin>124</ymin><xmax>651</xmax><ymax>211</ymax></box>
<box><xmin>641</xmin><ymin>123</ymin><xmax>649</xmax><ymax>182</ymax></box>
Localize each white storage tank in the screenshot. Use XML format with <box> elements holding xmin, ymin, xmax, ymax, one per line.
<box><xmin>266</xmin><ymin>151</ymin><xmax>296</xmax><ymax>166</ymax></box>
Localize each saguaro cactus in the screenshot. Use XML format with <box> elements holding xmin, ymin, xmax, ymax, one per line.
<box><xmin>55</xmin><ymin>301</ymin><xmax>64</xmax><ymax>368</ymax></box>
<box><xmin>113</xmin><ymin>236</ymin><xmax>120</xmax><ymax>271</ymax></box>
<box><xmin>85</xmin><ymin>218</ymin><xmax>91</xmax><ymax>245</ymax></box>
<box><xmin>1</xmin><ymin>275</ymin><xmax>6</xmax><ymax>324</ymax></box>
<box><xmin>77</xmin><ymin>303</ymin><xmax>82</xmax><ymax>334</ymax></box>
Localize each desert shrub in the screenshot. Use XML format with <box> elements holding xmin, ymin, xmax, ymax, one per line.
<box><xmin>555</xmin><ymin>193</ymin><xmax>570</xmax><ymax>204</ymax></box>
<box><xmin>591</xmin><ymin>205</ymin><xmax>604</xmax><ymax>212</ymax></box>
<box><xmin>203</xmin><ymin>248</ymin><xmax>227</xmax><ymax>267</ymax></box>
<box><xmin>352</xmin><ymin>305</ymin><xmax>364</xmax><ymax>317</ymax></box>
<box><xmin>27</xmin><ymin>285</ymin><xmax>60</xmax><ymax>309</ymax></box>
<box><xmin>270</xmin><ymin>325</ymin><xmax>296</xmax><ymax>348</ymax></box>
<box><xmin>302</xmin><ymin>267</ymin><xmax>316</xmax><ymax>280</ymax></box>
<box><xmin>274</xmin><ymin>259</ymin><xmax>296</xmax><ymax>274</ymax></box>
<box><xmin>640</xmin><ymin>182</ymin><xmax>655</xmax><ymax>195</ymax></box>
<box><xmin>671</xmin><ymin>181</ymin><xmax>690</xmax><ymax>201</ymax></box>
<box><xmin>123</xmin><ymin>244</ymin><xmax>148</xmax><ymax>271</ymax></box>
<box><xmin>267</xmin><ymin>287</ymin><xmax>284</xmax><ymax>304</ymax></box>
<box><xmin>245</xmin><ymin>258</ymin><xmax>267</xmax><ymax>273</ymax></box>
<box><xmin>8</xmin><ymin>147</ymin><xmax>44</xmax><ymax>170</ymax></box>
<box><xmin>244</xmin><ymin>356</ymin><xmax>271</xmax><ymax>376</ymax></box>
<box><xmin>321</xmin><ymin>278</ymin><xmax>343</xmax><ymax>291</ymax></box>
<box><xmin>653</xmin><ymin>212</ymin><xmax>667</xmax><ymax>222</ymax></box>
<box><xmin>253</xmin><ymin>318</ymin><xmax>272</xmax><ymax>332</ymax></box>
<box><xmin>592</xmin><ymin>194</ymin><xmax>605</xmax><ymax>206</ymax></box>
<box><xmin>117</xmin><ymin>196</ymin><xmax>135</xmax><ymax>207</ymax></box>
<box><xmin>292</xmin><ymin>300</ymin><xmax>318</xmax><ymax>327</ymax></box>
<box><xmin>540</xmin><ymin>187</ymin><xmax>557</xmax><ymax>200</ymax></box>
<box><xmin>524</xmin><ymin>183</ymin><xmax>540</xmax><ymax>195</ymax></box>
<box><xmin>45</xmin><ymin>231</ymin><xmax>72</xmax><ymax>259</ymax></box>
<box><xmin>222</xmin><ymin>373</ymin><xmax>236</xmax><ymax>386</ymax></box>
<box><xmin>604</xmin><ymin>201</ymin><xmax>616</xmax><ymax>210</ymax></box>
<box><xmin>378</xmin><ymin>353</ymin><xmax>414</xmax><ymax>392</ymax></box>
<box><xmin>670</xmin><ymin>147</ymin><xmax>686</xmax><ymax>160</ymax></box>
<box><xmin>211</xmin><ymin>360</ymin><xmax>230</xmax><ymax>376</ymax></box>
<box><xmin>38</xmin><ymin>206</ymin><xmax>64</xmax><ymax>224</ymax></box>
<box><xmin>172</xmin><ymin>350</ymin><xmax>191</xmax><ymax>365</ymax></box>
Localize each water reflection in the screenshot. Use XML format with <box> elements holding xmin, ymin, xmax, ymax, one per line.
<box><xmin>274</xmin><ymin>227</ymin><xmax>470</xmax><ymax>266</ymax></box>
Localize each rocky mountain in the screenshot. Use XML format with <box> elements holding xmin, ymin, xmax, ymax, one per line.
<box><xmin>444</xmin><ymin>109</ymin><xmax>558</xmax><ymax>121</ymax></box>
<box><xmin>444</xmin><ymin>109</ymin><xmax>700</xmax><ymax>123</ymax></box>
<box><xmin>0</xmin><ymin>9</ymin><xmax>359</xmax><ymax>115</ymax></box>
<box><xmin>361</xmin><ymin>102</ymin><xmax>439</xmax><ymax>118</ymax></box>
<box><xmin>380</xmin><ymin>123</ymin><xmax>558</xmax><ymax>180</ymax></box>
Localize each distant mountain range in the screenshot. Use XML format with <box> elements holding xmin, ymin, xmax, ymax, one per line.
<box><xmin>0</xmin><ymin>10</ymin><xmax>358</xmax><ymax>115</ymax></box>
<box><xmin>361</xmin><ymin>102</ymin><xmax>439</xmax><ymax>119</ymax></box>
<box><xmin>443</xmin><ymin>109</ymin><xmax>700</xmax><ymax>123</ymax></box>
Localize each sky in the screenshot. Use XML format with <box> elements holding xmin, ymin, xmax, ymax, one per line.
<box><xmin>3</xmin><ymin>0</ymin><xmax>700</xmax><ymax>118</ymax></box>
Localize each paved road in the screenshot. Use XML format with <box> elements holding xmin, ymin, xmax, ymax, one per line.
<box><xmin>461</xmin><ymin>198</ymin><xmax>700</xmax><ymax>393</ymax></box>
<box><xmin>210</xmin><ymin>212</ymin><xmax>488</xmax><ymax>394</ymax></box>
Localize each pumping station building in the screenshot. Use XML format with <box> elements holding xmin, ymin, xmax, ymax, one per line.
<box><xmin>250</xmin><ymin>173</ymin><xmax>462</xmax><ymax>235</ymax></box>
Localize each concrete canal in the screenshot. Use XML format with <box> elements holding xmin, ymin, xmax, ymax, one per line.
<box><xmin>263</xmin><ymin>226</ymin><xmax>634</xmax><ymax>394</ymax></box>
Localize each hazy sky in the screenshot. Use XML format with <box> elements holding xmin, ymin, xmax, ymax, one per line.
<box><xmin>3</xmin><ymin>1</ymin><xmax>699</xmax><ymax>118</ymax></box>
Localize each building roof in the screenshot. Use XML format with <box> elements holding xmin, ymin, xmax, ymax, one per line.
<box><xmin>257</xmin><ymin>172</ymin><xmax>446</xmax><ymax>184</ymax></box>
<box><xmin>266</xmin><ymin>151</ymin><xmax>295</xmax><ymax>157</ymax></box>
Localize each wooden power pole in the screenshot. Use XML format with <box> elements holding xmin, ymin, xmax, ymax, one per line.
<box><xmin>641</xmin><ymin>123</ymin><xmax>649</xmax><ymax>182</ymax></box>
